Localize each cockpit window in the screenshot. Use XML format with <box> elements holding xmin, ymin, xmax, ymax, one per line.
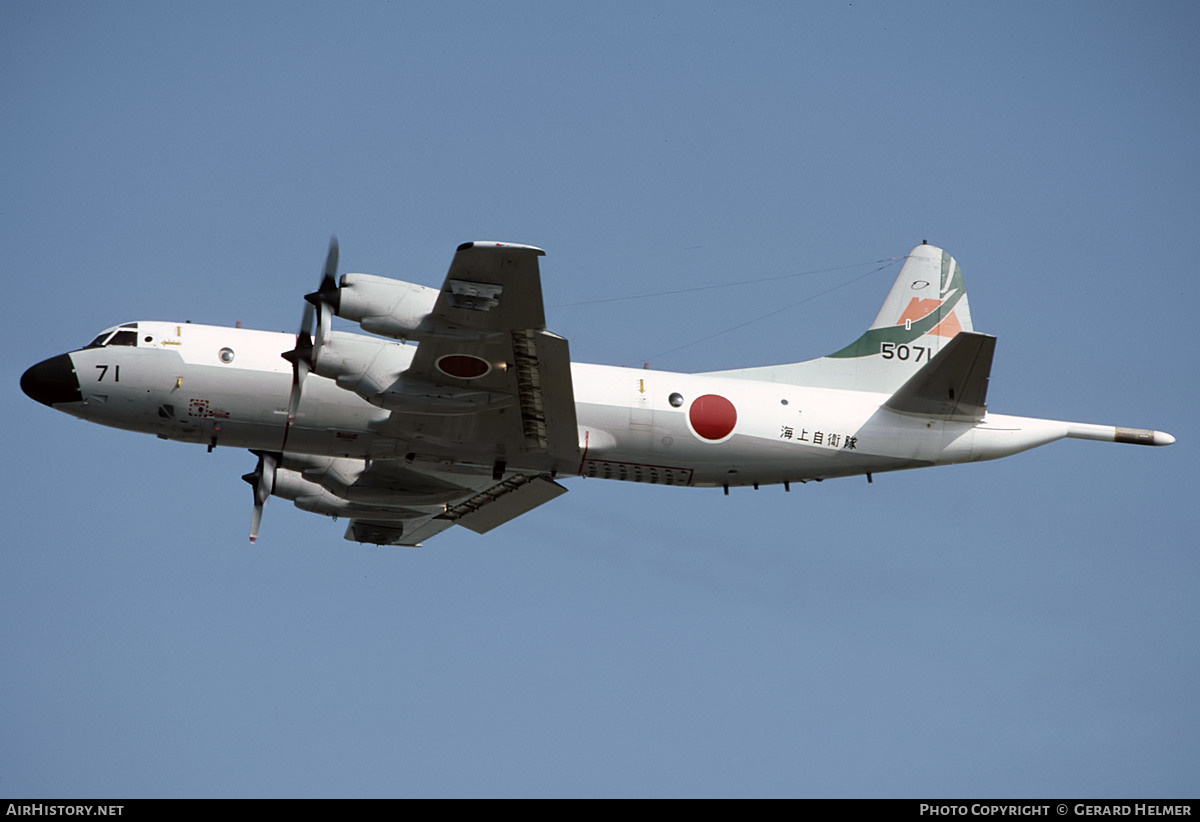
<box><xmin>82</xmin><ymin>325</ymin><xmax>139</xmax><ymax>349</ymax></box>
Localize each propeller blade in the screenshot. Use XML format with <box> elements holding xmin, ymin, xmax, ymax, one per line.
<box><xmin>249</xmin><ymin>501</ymin><xmax>264</xmax><ymax>544</ymax></box>
<box><xmin>321</xmin><ymin>235</ymin><xmax>339</xmax><ymax>295</ymax></box>
<box><xmin>288</xmin><ymin>358</ymin><xmax>310</xmax><ymax>422</ymax></box>
<box><xmin>300</xmin><ymin>298</ymin><xmax>316</xmax><ymax>341</ymax></box>
<box><xmin>280</xmin><ymin>236</ymin><xmax>340</xmax><ymax>450</ymax></box>
<box><xmin>304</xmin><ymin>235</ymin><xmax>340</xmax><ymax>370</ymax></box>
<box><xmin>280</xmin><ymin>329</ymin><xmax>310</xmax><ymax>452</ymax></box>
<box><xmin>241</xmin><ymin>452</ymin><xmax>278</xmax><ymax>543</ymax></box>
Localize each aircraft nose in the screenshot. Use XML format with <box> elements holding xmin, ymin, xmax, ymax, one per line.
<box><xmin>21</xmin><ymin>354</ymin><xmax>82</xmax><ymax>406</ymax></box>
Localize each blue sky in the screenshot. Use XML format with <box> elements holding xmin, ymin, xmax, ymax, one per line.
<box><xmin>3</xmin><ymin>1</ymin><xmax>1197</xmax><ymax>798</ymax></box>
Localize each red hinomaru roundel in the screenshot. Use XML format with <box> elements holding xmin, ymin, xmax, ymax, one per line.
<box><xmin>436</xmin><ymin>354</ymin><xmax>490</xmax><ymax>379</ymax></box>
<box><xmin>688</xmin><ymin>394</ymin><xmax>737</xmax><ymax>441</ymax></box>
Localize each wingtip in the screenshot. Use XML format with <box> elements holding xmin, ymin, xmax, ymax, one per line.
<box><xmin>458</xmin><ymin>240</ymin><xmax>546</xmax><ymax>255</ymax></box>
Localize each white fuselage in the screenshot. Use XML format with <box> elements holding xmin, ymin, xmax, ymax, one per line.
<box><xmin>51</xmin><ymin>320</ymin><xmax>1074</xmax><ymax>489</ymax></box>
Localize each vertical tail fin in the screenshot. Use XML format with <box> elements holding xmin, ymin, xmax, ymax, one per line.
<box><xmin>831</xmin><ymin>242</ymin><xmax>973</xmax><ymax>357</ymax></box>
<box><xmin>706</xmin><ymin>243</ymin><xmax>976</xmax><ymax>393</ymax></box>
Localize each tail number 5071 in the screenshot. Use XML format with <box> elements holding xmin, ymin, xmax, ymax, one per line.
<box><xmin>879</xmin><ymin>342</ymin><xmax>931</xmax><ymax>362</ymax></box>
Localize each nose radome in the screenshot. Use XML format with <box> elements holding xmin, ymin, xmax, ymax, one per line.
<box><xmin>20</xmin><ymin>354</ymin><xmax>82</xmax><ymax>406</ymax></box>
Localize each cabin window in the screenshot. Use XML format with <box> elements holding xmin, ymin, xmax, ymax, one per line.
<box><xmin>219</xmin><ymin>347</ymin><xmax>235</xmax><ymax>364</ymax></box>
<box><xmin>669</xmin><ymin>392</ymin><xmax>684</xmax><ymax>407</ymax></box>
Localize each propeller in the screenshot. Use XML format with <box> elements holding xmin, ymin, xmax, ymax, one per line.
<box><xmin>280</xmin><ymin>236</ymin><xmax>340</xmax><ymax>449</ymax></box>
<box><xmin>306</xmin><ymin>234</ymin><xmax>340</xmax><ymax>369</ymax></box>
<box><xmin>241</xmin><ymin>450</ymin><xmax>279</xmax><ymax>543</ymax></box>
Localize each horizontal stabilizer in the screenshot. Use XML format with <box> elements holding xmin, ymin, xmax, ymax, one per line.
<box><xmin>885</xmin><ymin>332</ymin><xmax>996</xmax><ymax>420</ymax></box>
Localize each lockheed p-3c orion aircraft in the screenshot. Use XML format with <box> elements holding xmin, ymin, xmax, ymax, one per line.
<box><xmin>21</xmin><ymin>240</ymin><xmax>1175</xmax><ymax>546</ymax></box>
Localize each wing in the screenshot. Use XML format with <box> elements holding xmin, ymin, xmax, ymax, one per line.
<box><xmin>270</xmin><ymin>242</ymin><xmax>579</xmax><ymax>545</ymax></box>
<box><xmin>346</xmin><ymin>471</ymin><xmax>569</xmax><ymax>547</ymax></box>
<box><xmin>375</xmin><ymin>242</ymin><xmax>579</xmax><ymax>475</ymax></box>
<box><xmin>265</xmin><ymin>452</ymin><xmax>568</xmax><ymax>547</ymax></box>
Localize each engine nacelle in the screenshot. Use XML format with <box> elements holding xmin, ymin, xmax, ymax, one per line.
<box><xmin>336</xmin><ymin>273</ymin><xmax>440</xmax><ymax>340</ymax></box>
<box><xmin>285</xmin><ymin>454</ymin><xmax>467</xmax><ymax>507</ymax></box>
<box><xmin>272</xmin><ymin>466</ymin><xmax>427</xmax><ymax>521</ymax></box>
<box><xmin>313</xmin><ymin>330</ymin><xmax>415</xmax><ymax>398</ymax></box>
<box><xmin>314</xmin><ymin>330</ymin><xmax>508</xmax><ymax>416</ymax></box>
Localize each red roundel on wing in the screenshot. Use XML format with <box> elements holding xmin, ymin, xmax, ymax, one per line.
<box><xmin>436</xmin><ymin>354</ymin><xmax>490</xmax><ymax>379</ymax></box>
<box><xmin>689</xmin><ymin>394</ymin><xmax>737</xmax><ymax>441</ymax></box>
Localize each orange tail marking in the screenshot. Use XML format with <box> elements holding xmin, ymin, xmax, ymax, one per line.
<box><xmin>929</xmin><ymin>312</ymin><xmax>963</xmax><ymax>338</ymax></box>
<box><xmin>896</xmin><ymin>297</ymin><xmax>963</xmax><ymax>338</ymax></box>
<box><xmin>896</xmin><ymin>297</ymin><xmax>943</xmax><ymax>325</ymax></box>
